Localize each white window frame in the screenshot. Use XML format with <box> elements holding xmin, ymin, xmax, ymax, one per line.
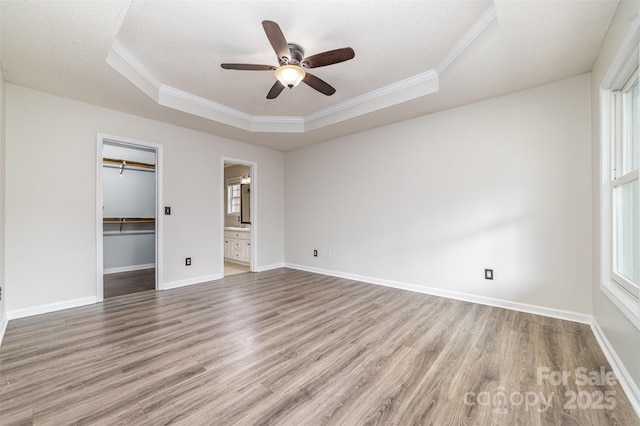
<box><xmin>611</xmin><ymin>77</ymin><xmax>639</xmax><ymax>297</ymax></box>
<box><xmin>600</xmin><ymin>23</ymin><xmax>640</xmax><ymax>330</ymax></box>
<box><xmin>226</xmin><ymin>178</ymin><xmax>241</xmax><ymax>215</ymax></box>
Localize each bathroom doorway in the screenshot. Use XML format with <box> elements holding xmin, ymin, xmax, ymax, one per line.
<box><xmin>222</xmin><ymin>158</ymin><xmax>256</xmax><ymax>276</ymax></box>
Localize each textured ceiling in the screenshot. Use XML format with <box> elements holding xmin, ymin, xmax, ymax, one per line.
<box><xmin>116</xmin><ymin>1</ymin><xmax>489</xmax><ymax>117</ymax></box>
<box><xmin>0</xmin><ymin>0</ymin><xmax>618</xmax><ymax>151</ymax></box>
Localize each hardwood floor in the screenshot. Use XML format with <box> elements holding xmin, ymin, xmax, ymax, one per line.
<box><xmin>104</xmin><ymin>268</ymin><xmax>155</xmax><ymax>298</ymax></box>
<box><xmin>1</xmin><ymin>268</ymin><xmax>638</xmax><ymax>425</ymax></box>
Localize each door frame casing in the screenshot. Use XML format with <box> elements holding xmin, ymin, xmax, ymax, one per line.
<box><xmin>222</xmin><ymin>157</ymin><xmax>257</xmax><ymax>273</ymax></box>
<box><xmin>96</xmin><ymin>133</ymin><xmax>164</xmax><ymax>302</ymax></box>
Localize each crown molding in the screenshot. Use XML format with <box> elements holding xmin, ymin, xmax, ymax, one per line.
<box><xmin>436</xmin><ymin>3</ymin><xmax>497</xmax><ymax>75</ymax></box>
<box><xmin>106</xmin><ymin>2</ymin><xmax>495</xmax><ymax>134</ymax></box>
<box><xmin>106</xmin><ymin>40</ymin><xmax>437</xmax><ymax>133</ymax></box>
<box><xmin>158</xmin><ymin>84</ymin><xmax>256</xmax><ymax>130</ymax></box>
<box><xmin>304</xmin><ymin>70</ymin><xmax>439</xmax><ymax>132</ymax></box>
<box><xmin>107</xmin><ymin>39</ymin><xmax>161</xmax><ymax>102</ymax></box>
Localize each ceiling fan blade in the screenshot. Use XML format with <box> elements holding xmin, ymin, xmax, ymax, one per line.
<box><xmin>221</xmin><ymin>63</ymin><xmax>276</xmax><ymax>71</ymax></box>
<box><xmin>262</xmin><ymin>20</ymin><xmax>290</xmax><ymax>62</ymax></box>
<box><xmin>266</xmin><ymin>81</ymin><xmax>285</xmax><ymax>99</ymax></box>
<box><xmin>302</xmin><ymin>72</ymin><xmax>336</xmax><ymax>96</ymax></box>
<box><xmin>303</xmin><ymin>48</ymin><xmax>355</xmax><ymax>68</ymax></box>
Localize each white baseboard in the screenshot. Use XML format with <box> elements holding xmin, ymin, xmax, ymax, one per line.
<box><xmin>284</xmin><ymin>263</ymin><xmax>592</xmax><ymax>324</ymax></box>
<box><xmin>255</xmin><ymin>262</ymin><xmax>285</xmax><ymax>272</ymax></box>
<box><xmin>162</xmin><ymin>274</ymin><xmax>223</xmax><ymax>290</ymax></box>
<box><xmin>591</xmin><ymin>320</ymin><xmax>640</xmax><ymax>418</ymax></box>
<box><xmin>104</xmin><ymin>263</ymin><xmax>155</xmax><ymax>275</ymax></box>
<box><xmin>6</xmin><ymin>296</ymin><xmax>97</xmax><ymax>320</ymax></box>
<box><xmin>0</xmin><ymin>313</ymin><xmax>8</xmax><ymax>349</ymax></box>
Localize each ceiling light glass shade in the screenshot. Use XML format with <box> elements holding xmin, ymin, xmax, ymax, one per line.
<box><xmin>275</xmin><ymin>65</ymin><xmax>306</xmax><ymax>88</ymax></box>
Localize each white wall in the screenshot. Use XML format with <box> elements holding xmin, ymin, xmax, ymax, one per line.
<box><xmin>103</xmin><ymin>232</ymin><xmax>155</xmax><ymax>271</ymax></box>
<box><xmin>286</xmin><ymin>73</ymin><xmax>592</xmax><ymax>315</ymax></box>
<box><xmin>5</xmin><ymin>84</ymin><xmax>284</xmax><ymax>314</ymax></box>
<box><xmin>590</xmin><ymin>0</ymin><xmax>640</xmax><ymax>403</ymax></box>
<box><xmin>0</xmin><ymin>62</ymin><xmax>6</xmax><ymax>334</ymax></box>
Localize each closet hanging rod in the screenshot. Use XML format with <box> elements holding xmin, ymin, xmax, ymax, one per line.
<box><xmin>103</xmin><ymin>163</ymin><xmax>155</xmax><ymax>174</ymax></box>
<box><xmin>103</xmin><ymin>217</ymin><xmax>156</xmax><ymax>232</ymax></box>
<box><xmin>103</xmin><ymin>157</ymin><xmax>155</xmax><ymax>170</ymax></box>
<box><xmin>103</xmin><ymin>217</ymin><xmax>156</xmax><ymax>223</ymax></box>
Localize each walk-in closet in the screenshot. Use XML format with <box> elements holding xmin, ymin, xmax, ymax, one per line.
<box><xmin>102</xmin><ymin>142</ymin><xmax>157</xmax><ymax>298</ymax></box>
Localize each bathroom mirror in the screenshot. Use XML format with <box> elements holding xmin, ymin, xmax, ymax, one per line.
<box><xmin>240</xmin><ymin>184</ymin><xmax>251</xmax><ymax>224</ymax></box>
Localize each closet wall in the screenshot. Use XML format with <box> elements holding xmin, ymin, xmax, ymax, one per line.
<box><xmin>103</xmin><ymin>143</ymin><xmax>156</xmax><ymax>273</ymax></box>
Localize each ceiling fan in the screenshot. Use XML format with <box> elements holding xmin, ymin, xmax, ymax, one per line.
<box><xmin>221</xmin><ymin>20</ymin><xmax>355</xmax><ymax>99</ymax></box>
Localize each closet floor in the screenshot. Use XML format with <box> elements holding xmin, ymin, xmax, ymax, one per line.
<box><xmin>104</xmin><ymin>268</ymin><xmax>155</xmax><ymax>298</ymax></box>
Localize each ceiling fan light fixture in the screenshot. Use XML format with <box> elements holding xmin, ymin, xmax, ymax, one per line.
<box><xmin>275</xmin><ymin>64</ymin><xmax>306</xmax><ymax>89</ymax></box>
<box><xmin>222</xmin><ymin>21</ymin><xmax>352</xmax><ymax>99</ymax></box>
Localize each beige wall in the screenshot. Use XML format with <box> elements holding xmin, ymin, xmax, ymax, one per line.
<box><xmin>4</xmin><ymin>84</ymin><xmax>284</xmax><ymax>314</ymax></box>
<box><xmin>286</xmin><ymin>74</ymin><xmax>592</xmax><ymax>316</ymax></box>
<box><xmin>590</xmin><ymin>0</ymin><xmax>640</xmax><ymax>403</ymax></box>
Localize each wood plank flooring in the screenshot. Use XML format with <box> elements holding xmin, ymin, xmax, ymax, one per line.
<box><xmin>1</xmin><ymin>268</ymin><xmax>638</xmax><ymax>425</ymax></box>
<box><xmin>104</xmin><ymin>268</ymin><xmax>156</xmax><ymax>299</ymax></box>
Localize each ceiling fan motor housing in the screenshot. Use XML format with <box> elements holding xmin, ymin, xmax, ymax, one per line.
<box><xmin>282</xmin><ymin>43</ymin><xmax>305</xmax><ymax>66</ymax></box>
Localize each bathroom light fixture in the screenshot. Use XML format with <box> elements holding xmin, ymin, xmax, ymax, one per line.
<box><xmin>241</xmin><ymin>175</ymin><xmax>251</xmax><ymax>184</ymax></box>
<box><xmin>275</xmin><ymin>65</ymin><xmax>306</xmax><ymax>89</ymax></box>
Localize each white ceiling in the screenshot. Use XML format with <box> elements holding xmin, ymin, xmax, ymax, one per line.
<box><xmin>0</xmin><ymin>0</ymin><xmax>618</xmax><ymax>151</ymax></box>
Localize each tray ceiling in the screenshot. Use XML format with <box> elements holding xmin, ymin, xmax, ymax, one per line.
<box><xmin>0</xmin><ymin>1</ymin><xmax>618</xmax><ymax>151</ymax></box>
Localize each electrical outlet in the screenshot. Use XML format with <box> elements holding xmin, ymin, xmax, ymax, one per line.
<box><xmin>324</xmin><ymin>250</ymin><xmax>332</xmax><ymax>259</ymax></box>
<box><xmin>186</xmin><ymin>257</ymin><xmax>192</xmax><ymax>266</ymax></box>
<box><xmin>313</xmin><ymin>249</ymin><xmax>318</xmax><ymax>257</ymax></box>
<box><xmin>485</xmin><ymin>269</ymin><xmax>493</xmax><ymax>280</ymax></box>
<box><xmin>165</xmin><ymin>206</ymin><xmax>171</xmax><ymax>215</ymax></box>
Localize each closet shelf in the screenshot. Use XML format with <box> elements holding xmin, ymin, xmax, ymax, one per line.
<box><xmin>103</xmin><ymin>157</ymin><xmax>156</xmax><ymax>173</ymax></box>
<box><xmin>103</xmin><ymin>217</ymin><xmax>155</xmax><ymax>232</ymax></box>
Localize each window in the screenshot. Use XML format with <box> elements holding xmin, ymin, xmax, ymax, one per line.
<box><xmin>611</xmin><ymin>74</ymin><xmax>639</xmax><ymax>298</ymax></box>
<box><xmin>600</xmin><ymin>27</ymin><xmax>640</xmax><ymax>328</ymax></box>
<box><xmin>227</xmin><ymin>179</ymin><xmax>241</xmax><ymax>214</ymax></box>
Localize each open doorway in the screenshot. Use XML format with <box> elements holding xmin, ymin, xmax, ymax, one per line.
<box><xmin>223</xmin><ymin>159</ymin><xmax>256</xmax><ymax>276</ymax></box>
<box><xmin>97</xmin><ymin>135</ymin><xmax>162</xmax><ymax>301</ymax></box>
